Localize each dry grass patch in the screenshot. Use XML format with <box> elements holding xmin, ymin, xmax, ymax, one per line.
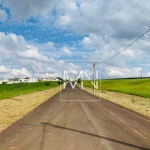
<box><xmin>0</xmin><ymin>86</ymin><xmax>62</xmax><ymax>132</ymax></box>
<box><xmin>82</xmin><ymin>86</ymin><xmax>150</xmax><ymax>117</ymax></box>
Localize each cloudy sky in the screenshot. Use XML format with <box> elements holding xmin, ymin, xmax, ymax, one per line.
<box><xmin>0</xmin><ymin>0</ymin><xmax>150</xmax><ymax>79</ymax></box>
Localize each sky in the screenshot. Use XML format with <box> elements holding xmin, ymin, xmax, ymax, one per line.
<box><xmin>0</xmin><ymin>0</ymin><xmax>150</xmax><ymax>79</ymax></box>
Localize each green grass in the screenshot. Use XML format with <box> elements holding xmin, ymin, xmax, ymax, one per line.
<box><xmin>83</xmin><ymin>78</ymin><xmax>150</xmax><ymax>98</ymax></box>
<box><xmin>0</xmin><ymin>81</ymin><xmax>60</xmax><ymax>100</ymax></box>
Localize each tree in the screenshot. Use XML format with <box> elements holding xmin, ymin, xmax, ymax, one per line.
<box><xmin>77</xmin><ymin>78</ymin><xmax>81</xmax><ymax>84</ymax></box>
<box><xmin>58</xmin><ymin>77</ymin><xmax>64</xmax><ymax>84</ymax></box>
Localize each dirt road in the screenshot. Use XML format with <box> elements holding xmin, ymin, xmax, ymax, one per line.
<box><xmin>0</xmin><ymin>83</ymin><xmax>150</xmax><ymax>150</ymax></box>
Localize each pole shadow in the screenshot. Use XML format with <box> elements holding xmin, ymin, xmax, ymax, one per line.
<box><xmin>14</xmin><ymin>122</ymin><xmax>150</xmax><ymax>150</ymax></box>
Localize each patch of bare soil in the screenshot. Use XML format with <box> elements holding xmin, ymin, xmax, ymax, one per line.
<box><xmin>0</xmin><ymin>86</ymin><xmax>62</xmax><ymax>132</ymax></box>
<box><xmin>81</xmin><ymin>86</ymin><xmax>150</xmax><ymax>117</ymax></box>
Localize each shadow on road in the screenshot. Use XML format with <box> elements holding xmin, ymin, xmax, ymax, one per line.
<box><xmin>40</xmin><ymin>124</ymin><xmax>46</xmax><ymax>150</ymax></box>
<box><xmin>14</xmin><ymin>122</ymin><xmax>150</xmax><ymax>150</ymax></box>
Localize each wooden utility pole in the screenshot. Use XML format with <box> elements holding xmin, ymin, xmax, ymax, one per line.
<box><xmin>93</xmin><ymin>63</ymin><xmax>96</xmax><ymax>94</ymax></box>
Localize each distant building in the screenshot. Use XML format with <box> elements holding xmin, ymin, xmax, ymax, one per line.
<box><xmin>6</xmin><ymin>78</ymin><xmax>20</xmax><ymax>84</ymax></box>
<box><xmin>20</xmin><ymin>77</ymin><xmax>37</xmax><ymax>83</ymax></box>
<box><xmin>7</xmin><ymin>81</ymin><xmax>19</xmax><ymax>84</ymax></box>
<box><xmin>2</xmin><ymin>79</ymin><xmax>8</xmax><ymax>84</ymax></box>
<box><xmin>0</xmin><ymin>77</ymin><xmax>38</xmax><ymax>84</ymax></box>
<box><xmin>40</xmin><ymin>78</ymin><xmax>50</xmax><ymax>81</ymax></box>
<box><xmin>70</xmin><ymin>78</ymin><xmax>75</xmax><ymax>81</ymax></box>
<box><xmin>40</xmin><ymin>77</ymin><xmax>59</xmax><ymax>81</ymax></box>
<box><xmin>50</xmin><ymin>77</ymin><xmax>59</xmax><ymax>81</ymax></box>
<box><xmin>7</xmin><ymin>77</ymin><xmax>38</xmax><ymax>84</ymax></box>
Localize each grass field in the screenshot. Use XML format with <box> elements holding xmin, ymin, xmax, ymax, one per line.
<box><xmin>0</xmin><ymin>81</ymin><xmax>60</xmax><ymax>100</ymax></box>
<box><xmin>83</xmin><ymin>78</ymin><xmax>150</xmax><ymax>98</ymax></box>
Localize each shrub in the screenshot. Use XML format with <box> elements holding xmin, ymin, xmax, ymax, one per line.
<box><xmin>58</xmin><ymin>81</ymin><xmax>63</xmax><ymax>84</ymax></box>
<box><xmin>45</xmin><ymin>82</ymin><xmax>50</xmax><ymax>86</ymax></box>
<box><xmin>77</xmin><ymin>78</ymin><xmax>81</xmax><ymax>84</ymax></box>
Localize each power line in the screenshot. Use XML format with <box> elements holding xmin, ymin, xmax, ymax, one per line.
<box><xmin>83</xmin><ymin>28</ymin><xmax>150</xmax><ymax>79</ymax></box>
<box><xmin>87</xmin><ymin>66</ymin><xmax>94</xmax><ymax>75</ymax></box>
<box><xmin>84</xmin><ymin>28</ymin><xmax>150</xmax><ymax>80</ymax></box>
<box><xmin>101</xmin><ymin>28</ymin><xmax>150</xmax><ymax>64</ymax></box>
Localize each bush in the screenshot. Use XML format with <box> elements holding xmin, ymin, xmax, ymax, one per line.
<box><xmin>58</xmin><ymin>78</ymin><xmax>64</xmax><ymax>84</ymax></box>
<box><xmin>77</xmin><ymin>78</ymin><xmax>81</xmax><ymax>84</ymax></box>
<box><xmin>58</xmin><ymin>81</ymin><xmax>63</xmax><ymax>84</ymax></box>
<box><xmin>45</xmin><ymin>82</ymin><xmax>50</xmax><ymax>86</ymax></box>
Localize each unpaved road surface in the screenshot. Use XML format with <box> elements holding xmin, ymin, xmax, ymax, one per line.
<box><xmin>0</xmin><ymin>83</ymin><xmax>150</xmax><ymax>150</ymax></box>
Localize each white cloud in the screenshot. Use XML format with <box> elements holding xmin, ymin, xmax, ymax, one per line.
<box><xmin>54</xmin><ymin>0</ymin><xmax>150</xmax><ymax>38</ymax></box>
<box><xmin>0</xmin><ymin>9</ymin><xmax>7</xmax><ymax>21</ymax></box>
<box><xmin>108</xmin><ymin>67</ymin><xmax>123</xmax><ymax>77</ymax></box>
<box><xmin>82</xmin><ymin>33</ymin><xmax>105</xmax><ymax>50</ymax></box>
<box><xmin>3</xmin><ymin>0</ymin><xmax>56</xmax><ymax>20</ymax></box>
<box><xmin>61</xmin><ymin>46</ymin><xmax>72</xmax><ymax>56</ymax></box>
<box><xmin>56</xmin><ymin>1</ymin><xmax>78</xmax><ymax>16</ymax></box>
<box><xmin>147</xmin><ymin>72</ymin><xmax>150</xmax><ymax>77</ymax></box>
<box><xmin>57</xmin><ymin>15</ymin><xmax>72</xmax><ymax>27</ymax></box>
<box><xmin>121</xmin><ymin>50</ymin><xmax>135</xmax><ymax>59</ymax></box>
<box><xmin>0</xmin><ymin>65</ymin><xmax>7</xmax><ymax>73</ymax></box>
<box><xmin>43</xmin><ymin>0</ymin><xmax>150</xmax><ymax>76</ymax></box>
<box><xmin>0</xmin><ymin>65</ymin><xmax>31</xmax><ymax>79</ymax></box>
<box><xmin>11</xmin><ymin>68</ymin><xmax>31</xmax><ymax>77</ymax></box>
<box><xmin>0</xmin><ymin>32</ymin><xmax>53</xmax><ymax>62</ymax></box>
<box><xmin>106</xmin><ymin>66</ymin><xmax>142</xmax><ymax>78</ymax></box>
<box><xmin>0</xmin><ymin>32</ymin><xmax>27</xmax><ymax>52</ymax></box>
<box><xmin>18</xmin><ymin>46</ymin><xmax>50</xmax><ymax>63</ymax></box>
<box><xmin>0</xmin><ymin>32</ymin><xmax>61</xmax><ymax>79</ymax></box>
<box><xmin>42</xmin><ymin>42</ymin><xmax>54</xmax><ymax>50</ymax></box>
<box><xmin>1</xmin><ymin>0</ymin><xmax>150</xmax><ymax>79</ymax></box>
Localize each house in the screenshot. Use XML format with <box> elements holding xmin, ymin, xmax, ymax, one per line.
<box><xmin>70</xmin><ymin>78</ymin><xmax>75</xmax><ymax>81</ymax></box>
<box><xmin>50</xmin><ymin>77</ymin><xmax>59</xmax><ymax>81</ymax></box>
<box><xmin>7</xmin><ymin>81</ymin><xmax>20</xmax><ymax>84</ymax></box>
<box><xmin>2</xmin><ymin>79</ymin><xmax>8</xmax><ymax>84</ymax></box>
<box><xmin>20</xmin><ymin>77</ymin><xmax>37</xmax><ymax>83</ymax></box>
<box><xmin>7</xmin><ymin>81</ymin><xmax>15</xmax><ymax>84</ymax></box>
<box><xmin>7</xmin><ymin>78</ymin><xmax>19</xmax><ymax>84</ymax></box>
<box><xmin>40</xmin><ymin>78</ymin><xmax>50</xmax><ymax>81</ymax></box>
<box><xmin>0</xmin><ymin>77</ymin><xmax>38</xmax><ymax>84</ymax></box>
<box><xmin>40</xmin><ymin>77</ymin><xmax>59</xmax><ymax>81</ymax></box>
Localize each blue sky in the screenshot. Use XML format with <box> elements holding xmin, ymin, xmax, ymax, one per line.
<box><xmin>0</xmin><ymin>0</ymin><xmax>150</xmax><ymax>79</ymax></box>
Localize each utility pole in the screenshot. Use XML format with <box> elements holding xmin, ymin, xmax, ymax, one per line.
<box><xmin>141</xmin><ymin>69</ymin><xmax>142</xmax><ymax>78</ymax></box>
<box><xmin>93</xmin><ymin>63</ymin><xmax>96</xmax><ymax>94</ymax></box>
<box><xmin>84</xmin><ymin>59</ymin><xmax>99</xmax><ymax>94</ymax></box>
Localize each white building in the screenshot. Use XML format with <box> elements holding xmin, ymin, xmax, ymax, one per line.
<box><xmin>41</xmin><ymin>77</ymin><xmax>59</xmax><ymax>81</ymax></box>
<box><xmin>0</xmin><ymin>77</ymin><xmax>38</xmax><ymax>84</ymax></box>
<box><xmin>70</xmin><ymin>78</ymin><xmax>75</xmax><ymax>81</ymax></box>
<box><xmin>2</xmin><ymin>79</ymin><xmax>8</xmax><ymax>84</ymax></box>
<box><xmin>50</xmin><ymin>77</ymin><xmax>59</xmax><ymax>81</ymax></box>
<box><xmin>7</xmin><ymin>80</ymin><xmax>22</xmax><ymax>84</ymax></box>
<box><xmin>20</xmin><ymin>78</ymin><xmax>37</xmax><ymax>83</ymax></box>
<box><xmin>7</xmin><ymin>81</ymin><xmax>18</xmax><ymax>84</ymax></box>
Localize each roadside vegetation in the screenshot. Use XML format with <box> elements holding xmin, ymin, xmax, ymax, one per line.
<box><xmin>0</xmin><ymin>85</ymin><xmax>62</xmax><ymax>132</ymax></box>
<box><xmin>81</xmin><ymin>78</ymin><xmax>150</xmax><ymax>116</ymax></box>
<box><xmin>83</xmin><ymin>78</ymin><xmax>150</xmax><ymax>98</ymax></box>
<box><xmin>0</xmin><ymin>81</ymin><xmax>60</xmax><ymax>100</ymax></box>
